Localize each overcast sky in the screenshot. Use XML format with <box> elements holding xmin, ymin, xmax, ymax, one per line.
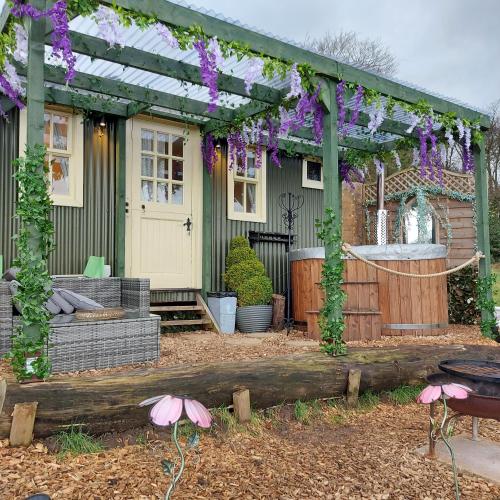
<box><xmin>198</xmin><ymin>0</ymin><xmax>500</xmax><ymax>113</ymax></box>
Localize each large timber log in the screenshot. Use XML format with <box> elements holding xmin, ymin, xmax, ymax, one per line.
<box><xmin>0</xmin><ymin>344</ymin><xmax>498</xmax><ymax>438</ymax></box>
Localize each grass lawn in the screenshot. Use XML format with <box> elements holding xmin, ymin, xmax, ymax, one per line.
<box><xmin>493</xmin><ymin>262</ymin><xmax>500</xmax><ymax>305</ymax></box>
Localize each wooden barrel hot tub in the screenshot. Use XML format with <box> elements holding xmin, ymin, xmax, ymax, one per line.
<box><xmin>290</xmin><ymin>244</ymin><xmax>449</xmax><ymax>340</ymax></box>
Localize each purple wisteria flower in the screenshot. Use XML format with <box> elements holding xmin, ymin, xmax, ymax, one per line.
<box><xmin>13</xmin><ymin>24</ymin><xmax>28</xmax><ymax>65</ymax></box>
<box><xmin>194</xmin><ymin>39</ymin><xmax>219</xmax><ymax>112</ymax></box>
<box><xmin>312</xmin><ymin>97</ymin><xmax>324</xmax><ymax>144</ymax></box>
<box><xmin>49</xmin><ymin>0</ymin><xmax>76</xmax><ymax>82</ymax></box>
<box><xmin>10</xmin><ymin>0</ymin><xmax>45</xmax><ymax>19</ymax></box>
<box><xmin>244</xmin><ymin>57</ymin><xmax>264</xmax><ymax>94</ymax></box>
<box><xmin>341</xmin><ymin>84</ymin><xmax>364</xmax><ymax>137</ymax></box>
<box><xmin>94</xmin><ymin>5</ymin><xmax>125</xmax><ymax>49</ymax></box>
<box><xmin>201</xmin><ymin>133</ymin><xmax>218</xmax><ymax>174</ymax></box>
<box><xmin>286</xmin><ymin>63</ymin><xmax>302</xmax><ymax>99</ymax></box>
<box><xmin>278</xmin><ymin>106</ymin><xmax>293</xmax><ymax>137</ymax></box>
<box><xmin>456</xmin><ymin>118</ymin><xmax>465</xmax><ymax>139</ymax></box>
<box><xmin>0</xmin><ymin>59</ymin><xmax>25</xmax><ymax>109</ymax></box>
<box><xmin>367</xmin><ymin>101</ymin><xmax>386</xmax><ymax>135</ymax></box>
<box><xmin>208</xmin><ymin>37</ymin><xmax>224</xmax><ymax>70</ymax></box>
<box><xmin>266</xmin><ymin>115</ymin><xmax>281</xmax><ymax>167</ymax></box>
<box><xmin>406</xmin><ymin>113</ymin><xmax>420</xmax><ymax>134</ymax></box>
<box><xmin>392</xmin><ymin>150</ymin><xmax>402</xmax><ymax>170</ymax></box>
<box><xmin>336</xmin><ymin>80</ymin><xmax>347</xmax><ymax>134</ymax></box>
<box><xmin>255</xmin><ymin>119</ymin><xmax>265</xmax><ymax>169</ymax></box>
<box><xmin>155</xmin><ymin>23</ymin><xmax>179</xmax><ymax>49</ymax></box>
<box><xmin>374</xmin><ymin>158</ymin><xmax>385</xmax><ymax>176</ymax></box>
<box><xmin>444</xmin><ymin>128</ymin><xmax>455</xmax><ymax>148</ymax></box>
<box><xmin>340</xmin><ymin>160</ymin><xmax>365</xmax><ymax>190</ymax></box>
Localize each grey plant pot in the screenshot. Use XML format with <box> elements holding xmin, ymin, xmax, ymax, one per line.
<box><xmin>236</xmin><ymin>305</ymin><xmax>273</xmax><ymax>333</ymax></box>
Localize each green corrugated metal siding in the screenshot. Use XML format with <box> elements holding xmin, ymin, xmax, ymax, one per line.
<box><xmin>211</xmin><ymin>148</ymin><xmax>323</xmax><ymax>294</ymax></box>
<box><xmin>0</xmin><ymin>112</ymin><xmax>116</xmax><ymax>275</ymax></box>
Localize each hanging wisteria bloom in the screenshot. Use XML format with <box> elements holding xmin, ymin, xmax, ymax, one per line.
<box><xmin>444</xmin><ymin>128</ymin><xmax>455</xmax><ymax>148</ymax></box>
<box><xmin>278</xmin><ymin>106</ymin><xmax>293</xmax><ymax>137</ymax></box>
<box><xmin>13</xmin><ymin>24</ymin><xmax>28</xmax><ymax>65</ymax></box>
<box><xmin>374</xmin><ymin>157</ymin><xmax>385</xmax><ymax>175</ymax></box>
<box><xmin>49</xmin><ymin>0</ymin><xmax>76</xmax><ymax>82</ymax></box>
<box><xmin>286</xmin><ymin>63</ymin><xmax>302</xmax><ymax>99</ymax></box>
<box><xmin>456</xmin><ymin>118</ymin><xmax>465</xmax><ymax>140</ymax></box>
<box><xmin>140</xmin><ymin>395</ymin><xmax>212</xmax><ymax>499</ymax></box>
<box><xmin>341</xmin><ymin>84</ymin><xmax>364</xmax><ymax>137</ymax></box>
<box><xmin>367</xmin><ymin>101</ymin><xmax>386</xmax><ymax>135</ymax></box>
<box><xmin>208</xmin><ymin>37</ymin><xmax>224</xmax><ymax>70</ymax></box>
<box><xmin>155</xmin><ymin>23</ymin><xmax>179</xmax><ymax>49</ymax></box>
<box><xmin>244</xmin><ymin>57</ymin><xmax>264</xmax><ymax>94</ymax></box>
<box><xmin>0</xmin><ymin>62</ymin><xmax>24</xmax><ymax>109</ymax></box>
<box><xmin>412</xmin><ymin>147</ymin><xmax>420</xmax><ymax>167</ymax></box>
<box><xmin>201</xmin><ymin>133</ymin><xmax>218</xmax><ymax>174</ymax></box>
<box><xmin>340</xmin><ymin>161</ymin><xmax>365</xmax><ymax>190</ymax></box>
<box><xmin>406</xmin><ymin>113</ymin><xmax>420</xmax><ymax>134</ymax></box>
<box><xmin>94</xmin><ymin>5</ymin><xmax>125</xmax><ymax>49</ymax></box>
<box><xmin>392</xmin><ymin>150</ymin><xmax>402</xmax><ymax>170</ymax></box>
<box><xmin>336</xmin><ymin>80</ymin><xmax>347</xmax><ymax>134</ymax></box>
<box><xmin>3</xmin><ymin>60</ymin><xmax>24</xmax><ymax>96</ymax></box>
<box><xmin>194</xmin><ymin>39</ymin><xmax>219</xmax><ymax>112</ymax></box>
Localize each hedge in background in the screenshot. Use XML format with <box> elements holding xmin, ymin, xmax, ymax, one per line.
<box><xmin>447</xmin><ymin>267</ymin><xmax>480</xmax><ymax>325</ymax></box>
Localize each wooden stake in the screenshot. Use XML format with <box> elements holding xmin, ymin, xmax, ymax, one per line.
<box><xmin>346</xmin><ymin>369</ymin><xmax>361</xmax><ymax>408</ymax></box>
<box><xmin>233</xmin><ymin>389</ymin><xmax>251</xmax><ymax>423</ymax></box>
<box><xmin>9</xmin><ymin>402</ymin><xmax>38</xmax><ymax>447</ymax></box>
<box><xmin>0</xmin><ymin>377</ymin><xmax>6</xmax><ymax>415</ymax></box>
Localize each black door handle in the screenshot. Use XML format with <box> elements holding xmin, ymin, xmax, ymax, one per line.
<box><xmin>183</xmin><ymin>217</ymin><xmax>192</xmax><ymax>232</ymax></box>
<box><xmin>125</xmin><ymin>201</ymin><xmax>129</xmax><ymax>214</ymax></box>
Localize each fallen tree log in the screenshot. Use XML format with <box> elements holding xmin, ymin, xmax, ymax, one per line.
<box><xmin>0</xmin><ymin>344</ymin><xmax>498</xmax><ymax>438</ymax></box>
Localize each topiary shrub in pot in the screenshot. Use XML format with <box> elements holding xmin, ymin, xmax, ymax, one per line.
<box><xmin>224</xmin><ymin>236</ymin><xmax>274</xmax><ymax>333</ymax></box>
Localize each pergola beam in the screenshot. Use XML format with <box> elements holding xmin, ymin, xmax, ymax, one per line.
<box><xmin>101</xmin><ymin>0</ymin><xmax>489</xmax><ymax>127</ymax></box>
<box><xmin>16</xmin><ymin>63</ymin><xmax>236</xmax><ymax>122</ymax></box>
<box><xmin>58</xmin><ymin>31</ymin><xmax>284</xmax><ymax>105</ymax></box>
<box><xmin>0</xmin><ymin>3</ymin><xmax>9</xmax><ymax>33</ymax></box>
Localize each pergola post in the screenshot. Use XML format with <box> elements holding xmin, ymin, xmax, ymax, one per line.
<box><xmin>201</xmin><ymin>160</ymin><xmax>213</xmax><ymax>298</ymax></box>
<box><xmin>322</xmin><ymin>78</ymin><xmax>342</xmax><ymax>328</ymax></box>
<box><xmin>474</xmin><ymin>136</ymin><xmax>493</xmax><ymax>323</ymax></box>
<box><xmin>23</xmin><ymin>0</ymin><xmax>46</xmax><ymax>345</ymax></box>
<box><xmin>114</xmin><ymin>118</ymin><xmax>127</xmax><ymax>277</ymax></box>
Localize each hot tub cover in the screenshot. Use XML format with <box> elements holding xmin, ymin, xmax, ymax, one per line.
<box><xmin>289</xmin><ymin>244</ymin><xmax>447</xmax><ymax>262</ymax></box>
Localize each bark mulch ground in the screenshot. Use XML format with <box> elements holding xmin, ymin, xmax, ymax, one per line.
<box><xmin>1</xmin><ymin>399</ymin><xmax>499</xmax><ymax>499</ymax></box>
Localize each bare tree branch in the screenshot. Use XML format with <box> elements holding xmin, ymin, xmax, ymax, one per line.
<box><xmin>304</xmin><ymin>30</ymin><xmax>398</xmax><ymax>76</ymax></box>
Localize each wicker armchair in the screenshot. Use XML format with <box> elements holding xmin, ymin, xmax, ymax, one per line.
<box><xmin>0</xmin><ymin>277</ymin><xmax>160</xmax><ymax>372</ymax></box>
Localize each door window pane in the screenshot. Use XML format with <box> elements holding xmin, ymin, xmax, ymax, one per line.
<box><xmin>157</xmin><ymin>183</ymin><xmax>168</xmax><ymax>203</ymax></box>
<box><xmin>234</xmin><ymin>181</ymin><xmax>244</xmax><ymax>212</ymax></box>
<box><xmin>247</xmin><ymin>152</ymin><xmax>256</xmax><ymax>179</ymax></box>
<box><xmin>172</xmin><ymin>160</ymin><xmax>183</xmax><ymax>181</ymax></box>
<box><xmin>157</xmin><ymin>158</ymin><xmax>169</xmax><ymax>179</ymax></box>
<box><xmin>171</xmin><ymin>135</ymin><xmax>183</xmax><ymax>157</ymax></box>
<box><xmin>157</xmin><ymin>133</ymin><xmax>169</xmax><ymax>155</ymax></box>
<box><xmin>141</xmin><ymin>180</ymin><xmax>153</xmax><ymax>202</ymax></box>
<box><xmin>141</xmin><ymin>155</ymin><xmax>154</xmax><ymax>177</ymax></box>
<box><xmin>52</xmin><ymin>114</ymin><xmax>69</xmax><ymax>150</ymax></box>
<box><xmin>172</xmin><ymin>184</ymin><xmax>183</xmax><ymax>205</ymax></box>
<box><xmin>246</xmin><ymin>183</ymin><xmax>256</xmax><ymax>213</ymax></box>
<box><xmin>141</xmin><ymin>129</ymin><xmax>154</xmax><ymax>152</ymax></box>
<box><xmin>51</xmin><ymin>156</ymin><xmax>70</xmax><ymax>195</ymax></box>
<box><xmin>307</xmin><ymin>160</ymin><xmax>322</xmax><ymax>182</ymax></box>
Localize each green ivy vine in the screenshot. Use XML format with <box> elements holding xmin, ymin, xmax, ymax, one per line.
<box><xmin>316</xmin><ymin>208</ymin><xmax>347</xmax><ymax>356</ymax></box>
<box><xmin>6</xmin><ymin>145</ymin><xmax>54</xmax><ymax>381</ymax></box>
<box><xmin>477</xmin><ymin>274</ymin><xmax>498</xmax><ymax>339</ymax></box>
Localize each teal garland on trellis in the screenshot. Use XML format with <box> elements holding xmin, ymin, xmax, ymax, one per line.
<box><xmin>316</xmin><ymin>209</ymin><xmax>347</xmax><ymax>356</ymax></box>
<box><xmin>6</xmin><ymin>145</ymin><xmax>54</xmax><ymax>380</ymax></box>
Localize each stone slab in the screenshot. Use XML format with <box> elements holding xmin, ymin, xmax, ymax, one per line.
<box><xmin>417</xmin><ymin>435</ymin><xmax>500</xmax><ymax>484</ymax></box>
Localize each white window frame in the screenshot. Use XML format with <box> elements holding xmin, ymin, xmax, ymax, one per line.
<box><xmin>227</xmin><ymin>149</ymin><xmax>267</xmax><ymax>223</ymax></box>
<box><xmin>19</xmin><ymin>106</ymin><xmax>84</xmax><ymax>207</ymax></box>
<box><xmin>302</xmin><ymin>156</ymin><xmax>323</xmax><ymax>190</ymax></box>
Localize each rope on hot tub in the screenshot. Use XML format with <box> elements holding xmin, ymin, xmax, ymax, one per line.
<box><xmin>341</xmin><ymin>243</ymin><xmax>484</xmax><ymax>279</ymax></box>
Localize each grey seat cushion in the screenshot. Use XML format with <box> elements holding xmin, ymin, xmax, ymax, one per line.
<box><xmin>8</xmin><ymin>280</ymin><xmax>22</xmax><ymax>314</ymax></box>
<box><xmin>51</xmin><ymin>290</ymin><xmax>75</xmax><ymax>314</ymax></box>
<box><xmin>3</xmin><ymin>267</ymin><xmax>20</xmax><ymax>282</ymax></box>
<box><xmin>45</xmin><ymin>296</ymin><xmax>62</xmax><ymax>315</ymax></box>
<box><xmin>54</xmin><ymin>288</ymin><xmax>104</xmax><ymax>310</ymax></box>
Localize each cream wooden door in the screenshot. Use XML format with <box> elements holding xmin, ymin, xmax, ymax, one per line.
<box><xmin>125</xmin><ymin>119</ymin><xmax>202</xmax><ymax>290</ymax></box>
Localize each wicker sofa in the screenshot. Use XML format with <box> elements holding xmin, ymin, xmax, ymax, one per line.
<box><xmin>0</xmin><ymin>276</ymin><xmax>160</xmax><ymax>373</ymax></box>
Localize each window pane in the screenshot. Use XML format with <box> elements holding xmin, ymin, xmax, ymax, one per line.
<box><xmin>157</xmin><ymin>133</ymin><xmax>169</xmax><ymax>155</ymax></box>
<box><xmin>141</xmin><ymin>129</ymin><xmax>154</xmax><ymax>151</ymax></box>
<box><xmin>233</xmin><ymin>181</ymin><xmax>244</xmax><ymax>213</ymax></box>
<box><xmin>52</xmin><ymin>114</ymin><xmax>69</xmax><ymax>150</ymax></box>
<box><xmin>172</xmin><ymin>160</ymin><xmax>183</xmax><ymax>181</ymax></box>
<box><xmin>247</xmin><ymin>152</ymin><xmax>256</xmax><ymax>179</ymax></box>
<box><xmin>307</xmin><ymin>160</ymin><xmax>322</xmax><ymax>182</ymax></box>
<box><xmin>141</xmin><ymin>180</ymin><xmax>153</xmax><ymax>202</ymax></box>
<box><xmin>141</xmin><ymin>155</ymin><xmax>154</xmax><ymax>177</ymax></box>
<box><xmin>171</xmin><ymin>135</ymin><xmax>183</xmax><ymax>157</ymax></box>
<box><xmin>172</xmin><ymin>184</ymin><xmax>183</xmax><ymax>205</ymax></box>
<box><xmin>157</xmin><ymin>183</ymin><xmax>168</xmax><ymax>204</ymax></box>
<box><xmin>236</xmin><ymin>161</ymin><xmax>246</xmax><ymax>177</ymax></box>
<box><xmin>44</xmin><ymin>113</ymin><xmax>51</xmax><ymax>147</ymax></box>
<box><xmin>51</xmin><ymin>156</ymin><xmax>70</xmax><ymax>196</ymax></box>
<box><xmin>157</xmin><ymin>158</ymin><xmax>169</xmax><ymax>179</ymax></box>
<box><xmin>246</xmin><ymin>183</ymin><xmax>256</xmax><ymax>214</ymax></box>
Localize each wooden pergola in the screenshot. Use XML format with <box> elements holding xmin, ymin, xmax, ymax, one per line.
<box><xmin>0</xmin><ymin>0</ymin><xmax>493</xmax><ymax>325</ymax></box>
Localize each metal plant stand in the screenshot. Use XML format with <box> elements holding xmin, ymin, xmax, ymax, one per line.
<box><xmin>279</xmin><ymin>192</ymin><xmax>304</xmax><ymax>332</ymax></box>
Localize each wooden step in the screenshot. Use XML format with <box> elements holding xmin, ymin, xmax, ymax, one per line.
<box><xmin>161</xmin><ymin>318</ymin><xmax>211</xmax><ymax>328</ymax></box>
<box><xmin>150</xmin><ymin>305</ymin><xmax>204</xmax><ymax>313</ymax></box>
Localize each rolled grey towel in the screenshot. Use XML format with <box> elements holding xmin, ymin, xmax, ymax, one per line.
<box><xmin>51</xmin><ymin>290</ymin><xmax>75</xmax><ymax>314</ymax></box>
<box><xmin>45</xmin><ymin>296</ymin><xmax>62</xmax><ymax>315</ymax></box>
<box><xmin>54</xmin><ymin>288</ymin><xmax>104</xmax><ymax>310</ymax></box>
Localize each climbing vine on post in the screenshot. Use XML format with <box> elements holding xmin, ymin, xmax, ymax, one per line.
<box><xmin>477</xmin><ymin>274</ymin><xmax>498</xmax><ymax>340</ymax></box>
<box><xmin>7</xmin><ymin>145</ymin><xmax>54</xmax><ymax>381</ymax></box>
<box><xmin>316</xmin><ymin>208</ymin><xmax>347</xmax><ymax>356</ymax></box>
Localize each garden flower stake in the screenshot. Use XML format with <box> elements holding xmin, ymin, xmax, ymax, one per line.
<box><xmin>417</xmin><ymin>382</ymin><xmax>472</xmax><ymax>500</ymax></box>
<box><xmin>139</xmin><ymin>395</ymin><xmax>212</xmax><ymax>499</ymax></box>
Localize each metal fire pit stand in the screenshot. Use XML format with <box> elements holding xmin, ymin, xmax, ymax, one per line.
<box><xmin>279</xmin><ymin>192</ymin><xmax>304</xmax><ymax>332</ymax></box>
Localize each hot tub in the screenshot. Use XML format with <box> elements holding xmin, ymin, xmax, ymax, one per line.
<box><xmin>290</xmin><ymin>244</ymin><xmax>449</xmax><ymax>338</ymax></box>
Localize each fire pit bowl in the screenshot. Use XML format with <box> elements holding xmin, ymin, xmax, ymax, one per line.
<box><xmin>425</xmin><ymin>360</ymin><xmax>500</xmax><ymax>420</ymax></box>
